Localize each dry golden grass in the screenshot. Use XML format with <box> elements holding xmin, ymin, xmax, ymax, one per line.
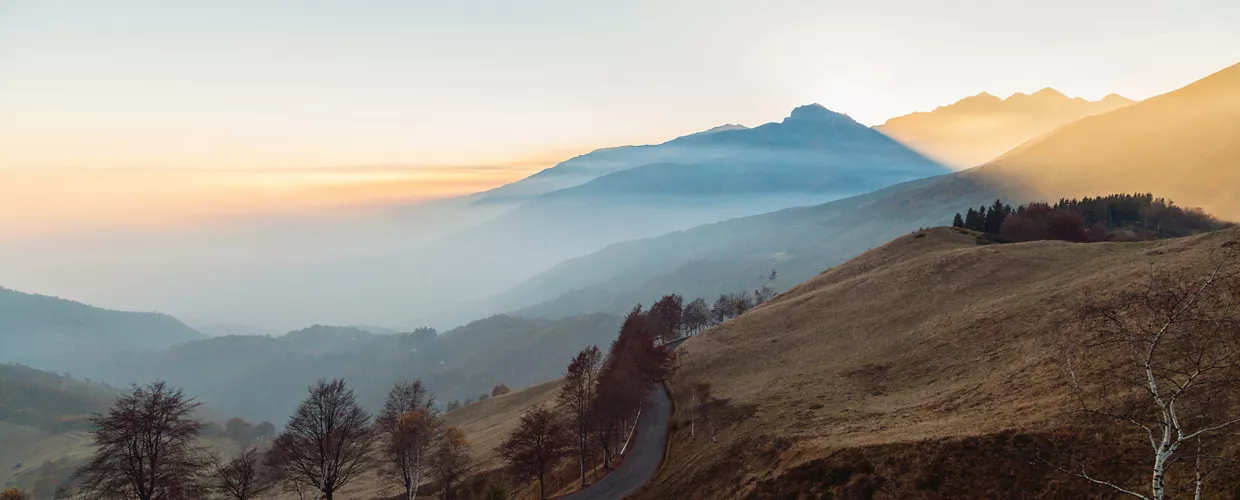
<box><xmin>640</xmin><ymin>227</ymin><xmax>1240</xmax><ymax>498</ymax></box>
<box><xmin>443</xmin><ymin>378</ymin><xmax>563</xmax><ymax>473</ymax></box>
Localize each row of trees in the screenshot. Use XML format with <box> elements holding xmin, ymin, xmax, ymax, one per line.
<box><xmin>645</xmin><ymin>271</ymin><xmax>779</xmax><ymax>345</ymax></box>
<box><xmin>59</xmin><ymin>378</ymin><xmax>476</xmax><ymax>500</ymax></box>
<box><xmin>443</xmin><ymin>383</ymin><xmax>513</xmax><ymax>412</ymax></box>
<box><xmin>953</xmin><ymin>194</ymin><xmax>1227</xmax><ymax>243</ymax></box>
<box><xmin>498</xmin><ymin>304</ymin><xmax>676</xmax><ymax>498</ymax></box>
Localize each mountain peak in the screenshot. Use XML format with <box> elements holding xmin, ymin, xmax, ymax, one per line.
<box><xmin>700</xmin><ymin>123</ymin><xmax>749</xmax><ymax>134</ymax></box>
<box><xmin>1032</xmin><ymin>87</ymin><xmax>1069</xmax><ymax>100</ymax></box>
<box><xmin>1100</xmin><ymin>93</ymin><xmax>1135</xmax><ymax>104</ymax></box>
<box><xmin>785</xmin><ymin>103</ymin><xmax>855</xmax><ymax>124</ymax></box>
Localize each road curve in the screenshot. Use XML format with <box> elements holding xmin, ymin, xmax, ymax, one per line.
<box><xmin>559</xmin><ymin>337</ymin><xmax>686</xmax><ymax>500</ymax></box>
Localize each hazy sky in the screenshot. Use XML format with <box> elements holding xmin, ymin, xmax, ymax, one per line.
<box><xmin>2</xmin><ymin>0</ymin><xmax>1239</xmax><ymax>230</ymax></box>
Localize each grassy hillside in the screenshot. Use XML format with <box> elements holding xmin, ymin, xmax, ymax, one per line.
<box><xmin>0</xmin><ymin>363</ymin><xmax>115</xmax><ymax>433</ymax></box>
<box><xmin>0</xmin><ymin>287</ymin><xmax>203</xmax><ymax>376</ymax></box>
<box><xmin>983</xmin><ymin>61</ymin><xmax>1240</xmax><ymax>221</ymax></box>
<box><xmin>637</xmin><ymin>227</ymin><xmax>1240</xmax><ymax>498</ymax></box>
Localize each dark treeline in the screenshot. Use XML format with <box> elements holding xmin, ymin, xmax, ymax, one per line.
<box><xmin>645</xmin><ymin>269</ymin><xmax>780</xmax><ymax>345</ymax></box>
<box><xmin>952</xmin><ymin>193</ymin><xmax>1229</xmax><ymax>243</ymax></box>
<box><xmin>52</xmin><ymin>377</ymin><xmax>479</xmax><ymax>500</ymax></box>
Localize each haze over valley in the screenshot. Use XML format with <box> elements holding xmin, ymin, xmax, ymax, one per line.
<box><xmin>4</xmin><ymin>2</ymin><xmax>1240</xmax><ymax>499</ymax></box>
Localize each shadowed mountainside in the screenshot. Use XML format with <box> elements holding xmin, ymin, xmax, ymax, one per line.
<box><xmin>877</xmin><ymin>88</ymin><xmax>1134</xmax><ymax>168</ymax></box>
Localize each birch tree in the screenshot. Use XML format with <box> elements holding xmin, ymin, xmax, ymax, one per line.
<box><xmin>377</xmin><ymin>380</ymin><xmax>439</xmax><ymax>500</ymax></box>
<box><xmin>1060</xmin><ymin>248</ymin><xmax>1240</xmax><ymax>499</ymax></box>
<box><xmin>558</xmin><ymin>346</ymin><xmax>602</xmax><ymax>487</ymax></box>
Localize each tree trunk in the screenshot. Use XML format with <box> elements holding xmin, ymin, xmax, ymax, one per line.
<box><xmin>539</xmin><ymin>472</ymin><xmax>545</xmax><ymax>500</ymax></box>
<box><xmin>579</xmin><ymin>433</ymin><xmax>587</xmax><ymax>487</ymax></box>
<box><xmin>1152</xmin><ymin>458</ymin><xmax>1167</xmax><ymax>500</ymax></box>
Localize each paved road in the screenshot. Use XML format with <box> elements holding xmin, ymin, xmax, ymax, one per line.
<box><xmin>560</xmin><ymin>337</ymin><xmax>686</xmax><ymax>500</ymax></box>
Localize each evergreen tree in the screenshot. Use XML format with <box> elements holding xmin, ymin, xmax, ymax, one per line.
<box><xmin>952</xmin><ymin>213</ymin><xmax>965</xmax><ymax>228</ymax></box>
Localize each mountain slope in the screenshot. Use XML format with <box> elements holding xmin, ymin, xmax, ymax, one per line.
<box><xmin>639</xmin><ymin>227</ymin><xmax>1240</xmax><ymax>498</ymax></box>
<box><xmin>877</xmin><ymin>88</ymin><xmax>1133</xmax><ymax>168</ymax></box>
<box><xmin>478</xmin><ymin>62</ymin><xmax>1240</xmax><ymax>321</ymax></box>
<box><xmin>0</xmin><ymin>287</ymin><xmax>203</xmax><ymax>375</ymax></box>
<box><xmin>981</xmin><ymin>62</ymin><xmax>1240</xmax><ymax>221</ymax></box>
<box><xmin>469</xmin><ymin>124</ymin><xmax>751</xmax><ymax>204</ymax></box>
<box><xmin>418</xmin><ymin>105</ymin><xmax>946</xmax><ymax>326</ymax></box>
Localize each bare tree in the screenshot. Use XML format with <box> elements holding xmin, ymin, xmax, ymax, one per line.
<box><xmin>682</xmin><ymin>298</ymin><xmax>709</xmax><ymax>335</ymax></box>
<box><xmin>558</xmin><ymin>346</ymin><xmax>602</xmax><ymax>487</ymax></box>
<box><xmin>73</xmin><ymin>381</ymin><xmax>211</xmax><ymax>500</ymax></box>
<box><xmin>213</xmin><ymin>447</ymin><xmax>275</xmax><ymax>500</ymax></box>
<box><xmin>689</xmin><ymin>382</ymin><xmax>716</xmax><ymax>442</ymax></box>
<box><xmin>431</xmin><ymin>427</ymin><xmax>473</xmax><ymax>500</ymax></box>
<box><xmin>1058</xmin><ymin>249</ymin><xmax>1240</xmax><ymax>499</ymax></box>
<box><xmin>499</xmin><ymin>404</ymin><xmax>572</xmax><ymax>499</ymax></box>
<box><xmin>269</xmin><ymin>379</ymin><xmax>373</xmax><ymax>500</ymax></box>
<box><xmin>254</xmin><ymin>421</ymin><xmax>276</xmax><ymax>443</ymax></box>
<box><xmin>492</xmin><ymin>384</ymin><xmax>511</xmax><ymax>397</ymax></box>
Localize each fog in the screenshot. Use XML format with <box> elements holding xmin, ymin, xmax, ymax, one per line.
<box><xmin>0</xmin><ymin>105</ymin><xmax>947</xmax><ymax>331</ymax></box>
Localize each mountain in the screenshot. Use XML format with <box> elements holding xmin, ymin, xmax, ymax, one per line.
<box><xmin>476</xmin><ymin>62</ymin><xmax>1240</xmax><ymax>322</ymax></box>
<box><xmin>97</xmin><ymin>314</ymin><xmax>623</xmax><ymax>423</ymax></box>
<box><xmin>980</xmin><ymin>62</ymin><xmax>1240</xmax><ymax>221</ymax></box>
<box><xmin>877</xmin><ymin>87</ymin><xmax>1134</xmax><ymax>168</ymax></box>
<box><xmin>415</xmin><ymin>105</ymin><xmax>947</xmax><ymax>326</ymax></box>
<box><xmin>638</xmin><ymin>227</ymin><xmax>1240</xmax><ymax>498</ymax></box>
<box><xmin>469</xmin><ymin>123</ymin><xmax>752</xmax><ymax>204</ymax></box>
<box><xmin>0</xmin><ymin>287</ymin><xmax>204</xmax><ymax>376</ymax></box>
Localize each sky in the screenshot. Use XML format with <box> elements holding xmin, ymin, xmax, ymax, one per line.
<box><xmin>2</xmin><ymin>0</ymin><xmax>1239</xmax><ymax>232</ymax></box>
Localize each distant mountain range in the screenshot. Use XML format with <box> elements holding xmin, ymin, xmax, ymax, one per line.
<box><xmin>0</xmin><ymin>287</ymin><xmax>204</xmax><ymax>376</ymax></box>
<box><xmin>252</xmin><ymin>103</ymin><xmax>948</xmax><ymax>327</ymax></box>
<box><xmin>97</xmin><ymin>314</ymin><xmax>623</xmax><ymax>423</ymax></box>
<box><xmin>461</xmin><ymin>62</ymin><xmax>1240</xmax><ymax>322</ymax></box>
<box><xmin>877</xmin><ymin>88</ymin><xmax>1134</xmax><ymax>168</ymax></box>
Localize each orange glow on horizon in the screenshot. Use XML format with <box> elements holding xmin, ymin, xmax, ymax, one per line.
<box><xmin>0</xmin><ymin>163</ymin><xmax>550</xmax><ymax>238</ymax></box>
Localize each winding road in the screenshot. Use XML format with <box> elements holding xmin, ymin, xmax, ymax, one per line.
<box><xmin>560</xmin><ymin>337</ymin><xmax>686</xmax><ymax>500</ymax></box>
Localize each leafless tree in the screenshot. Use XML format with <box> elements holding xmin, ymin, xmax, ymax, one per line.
<box><xmin>269</xmin><ymin>379</ymin><xmax>374</xmax><ymax>500</ymax></box>
<box><xmin>430</xmin><ymin>426</ymin><xmax>473</xmax><ymax>500</ymax></box>
<box><xmin>1058</xmin><ymin>245</ymin><xmax>1240</xmax><ymax>500</ymax></box>
<box><xmin>682</xmin><ymin>298</ymin><xmax>710</xmax><ymax>335</ymax></box>
<box><xmin>689</xmin><ymin>381</ymin><xmax>715</xmax><ymax>442</ymax></box>
<box><xmin>213</xmin><ymin>447</ymin><xmax>276</xmax><ymax>500</ymax></box>
<box><xmin>558</xmin><ymin>346</ymin><xmax>602</xmax><ymax>487</ymax></box>
<box><xmin>499</xmin><ymin>404</ymin><xmax>572</xmax><ymax>499</ymax></box>
<box><xmin>73</xmin><ymin>381</ymin><xmax>211</xmax><ymax>500</ymax></box>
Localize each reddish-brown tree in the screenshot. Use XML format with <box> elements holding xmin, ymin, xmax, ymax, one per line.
<box><xmin>499</xmin><ymin>404</ymin><xmax>572</xmax><ymax>499</ymax></box>
<box><xmin>431</xmin><ymin>427</ymin><xmax>473</xmax><ymax>500</ymax></box>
